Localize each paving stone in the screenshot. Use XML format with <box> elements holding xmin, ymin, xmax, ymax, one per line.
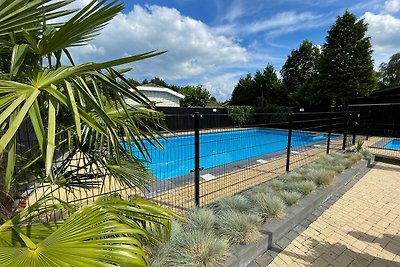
<box><xmin>265</xmin><ymin>162</ymin><xmax>400</xmax><ymax>267</ymax></box>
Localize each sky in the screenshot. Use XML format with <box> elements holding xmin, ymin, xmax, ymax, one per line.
<box><xmin>67</xmin><ymin>0</ymin><xmax>400</xmax><ymax>101</ymax></box>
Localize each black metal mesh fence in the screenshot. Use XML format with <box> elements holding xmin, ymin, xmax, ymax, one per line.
<box><xmin>8</xmin><ymin>111</ymin><xmax>364</xmax><ymax>215</ymax></box>
<box><xmin>350</xmin><ymin>103</ymin><xmax>400</xmax><ymax>159</ymax></box>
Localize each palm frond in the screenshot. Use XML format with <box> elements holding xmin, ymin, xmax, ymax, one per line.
<box><xmin>0</xmin><ymin>195</ymin><xmax>178</xmax><ymax>266</ymax></box>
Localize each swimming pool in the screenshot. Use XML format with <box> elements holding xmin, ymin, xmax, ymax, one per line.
<box><xmin>126</xmin><ymin>129</ymin><xmax>330</xmax><ymax>180</ymax></box>
<box><xmin>384</xmin><ymin>139</ymin><xmax>400</xmax><ymax>150</ymax></box>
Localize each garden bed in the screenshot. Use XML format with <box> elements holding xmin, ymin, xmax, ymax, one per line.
<box><xmin>149</xmin><ymin>151</ymin><xmax>372</xmax><ymax>267</ymax></box>
<box><xmin>224</xmin><ymin>156</ymin><xmax>372</xmax><ymax>267</ymax></box>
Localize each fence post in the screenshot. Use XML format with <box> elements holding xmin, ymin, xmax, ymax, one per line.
<box><xmin>327</xmin><ymin>111</ymin><xmax>332</xmax><ymax>154</ymax></box>
<box><xmin>342</xmin><ymin>112</ymin><xmax>349</xmax><ymax>150</ymax></box>
<box><xmin>352</xmin><ymin>113</ymin><xmax>359</xmax><ymax>145</ymax></box>
<box><xmin>193</xmin><ymin>112</ymin><xmax>201</xmax><ymax>207</ymax></box>
<box><xmin>286</xmin><ymin>112</ymin><xmax>293</xmax><ymax>172</ymax></box>
<box><xmin>366</xmin><ymin>107</ymin><xmax>371</xmax><ymax>140</ymax></box>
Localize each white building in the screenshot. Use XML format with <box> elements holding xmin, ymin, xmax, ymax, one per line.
<box><xmin>126</xmin><ymin>83</ymin><xmax>184</xmax><ymax>107</ymax></box>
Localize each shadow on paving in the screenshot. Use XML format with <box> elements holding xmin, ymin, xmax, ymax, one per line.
<box><xmin>268</xmin><ymin>236</ymin><xmax>400</xmax><ymax>267</ymax></box>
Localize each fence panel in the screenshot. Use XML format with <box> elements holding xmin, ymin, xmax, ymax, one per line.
<box><xmin>8</xmin><ymin>110</ymin><xmax>362</xmax><ymax>216</ymax></box>
<box><xmin>350</xmin><ymin>103</ymin><xmax>400</xmax><ymax>159</ymax></box>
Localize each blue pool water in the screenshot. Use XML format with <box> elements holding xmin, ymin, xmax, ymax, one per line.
<box><xmin>125</xmin><ymin>129</ymin><xmax>329</xmax><ymax>180</ymax></box>
<box><xmin>384</xmin><ymin>139</ymin><xmax>400</xmax><ymax>150</ymax></box>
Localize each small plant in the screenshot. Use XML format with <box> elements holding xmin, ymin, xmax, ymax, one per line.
<box><xmin>185</xmin><ymin>208</ymin><xmax>216</xmax><ymax>233</ymax></box>
<box><xmin>285</xmin><ymin>180</ymin><xmax>317</xmax><ymax>196</ymax></box>
<box><xmin>279</xmin><ymin>190</ymin><xmax>302</xmax><ymax>206</ymax></box>
<box><xmin>217</xmin><ymin>210</ymin><xmax>262</xmax><ymax>244</ymax></box>
<box><xmin>250</xmin><ymin>194</ymin><xmax>286</xmax><ymax>220</ymax></box>
<box><xmin>250</xmin><ymin>185</ymin><xmax>279</xmax><ymax>196</ymax></box>
<box><xmin>216</xmin><ymin>195</ymin><xmax>253</xmax><ymax>214</ymax></box>
<box><xmin>269</xmin><ymin>180</ymin><xmax>285</xmax><ymax>191</ymax></box>
<box><xmin>280</xmin><ymin>171</ymin><xmax>305</xmax><ymax>182</ymax></box>
<box><xmin>354</xmin><ymin>140</ymin><xmax>364</xmax><ymax>152</ymax></box>
<box><xmin>306</xmin><ymin>169</ymin><xmax>336</xmax><ymax>187</ymax></box>
<box><xmin>361</xmin><ymin>149</ymin><xmax>371</xmax><ymax>158</ymax></box>
<box><xmin>169</xmin><ymin>231</ymin><xmax>229</xmax><ymax>267</ymax></box>
<box><xmin>149</xmin><ymin>221</ymin><xmax>184</xmax><ymax>267</ymax></box>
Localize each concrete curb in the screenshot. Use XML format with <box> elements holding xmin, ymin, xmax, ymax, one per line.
<box><xmin>222</xmin><ymin>157</ymin><xmax>372</xmax><ymax>267</ymax></box>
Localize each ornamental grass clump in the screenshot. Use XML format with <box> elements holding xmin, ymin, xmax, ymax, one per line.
<box><xmin>217</xmin><ymin>210</ymin><xmax>262</xmax><ymax>244</ymax></box>
<box><xmin>284</xmin><ymin>180</ymin><xmax>317</xmax><ymax>196</ymax></box>
<box><xmin>280</xmin><ymin>171</ymin><xmax>305</xmax><ymax>182</ymax></box>
<box><xmin>185</xmin><ymin>208</ymin><xmax>216</xmax><ymax>233</ymax></box>
<box><xmin>149</xmin><ymin>221</ymin><xmax>184</xmax><ymax>267</ymax></box>
<box><xmin>279</xmin><ymin>190</ymin><xmax>302</xmax><ymax>206</ymax></box>
<box><xmin>249</xmin><ymin>193</ymin><xmax>286</xmax><ymax>220</ymax></box>
<box><xmin>269</xmin><ymin>180</ymin><xmax>285</xmax><ymax>191</ymax></box>
<box><xmin>169</xmin><ymin>231</ymin><xmax>229</xmax><ymax>267</ymax></box>
<box><xmin>306</xmin><ymin>168</ymin><xmax>336</xmax><ymax>187</ymax></box>
<box><xmin>216</xmin><ymin>195</ymin><xmax>253</xmax><ymax>214</ymax></box>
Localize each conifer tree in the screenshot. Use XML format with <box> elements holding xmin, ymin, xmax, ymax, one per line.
<box><xmin>318</xmin><ymin>11</ymin><xmax>377</xmax><ymax>106</ymax></box>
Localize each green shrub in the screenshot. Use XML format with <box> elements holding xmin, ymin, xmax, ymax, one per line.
<box><xmin>307</xmin><ymin>169</ymin><xmax>336</xmax><ymax>187</ymax></box>
<box><xmin>280</xmin><ymin>171</ymin><xmax>305</xmax><ymax>182</ymax></box>
<box><xmin>169</xmin><ymin>230</ymin><xmax>229</xmax><ymax>267</ymax></box>
<box><xmin>227</xmin><ymin>106</ymin><xmax>255</xmax><ymax>126</ymax></box>
<box><xmin>217</xmin><ymin>195</ymin><xmax>253</xmax><ymax>214</ymax></box>
<box><xmin>250</xmin><ymin>185</ymin><xmax>278</xmax><ymax>196</ymax></box>
<box><xmin>217</xmin><ymin>210</ymin><xmax>262</xmax><ymax>244</ymax></box>
<box><xmin>279</xmin><ymin>190</ymin><xmax>302</xmax><ymax>206</ymax></box>
<box><xmin>150</xmin><ymin>221</ymin><xmax>184</xmax><ymax>267</ymax></box>
<box><xmin>361</xmin><ymin>149</ymin><xmax>371</xmax><ymax>158</ymax></box>
<box><xmin>268</xmin><ymin>180</ymin><xmax>285</xmax><ymax>191</ymax></box>
<box><xmin>185</xmin><ymin>208</ymin><xmax>216</xmax><ymax>233</ymax></box>
<box><xmin>250</xmin><ymin>194</ymin><xmax>286</xmax><ymax>219</ymax></box>
<box><xmin>285</xmin><ymin>180</ymin><xmax>317</xmax><ymax>196</ymax></box>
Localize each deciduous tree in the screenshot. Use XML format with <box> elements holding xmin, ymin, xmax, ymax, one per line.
<box><xmin>379</xmin><ymin>52</ymin><xmax>400</xmax><ymax>87</ymax></box>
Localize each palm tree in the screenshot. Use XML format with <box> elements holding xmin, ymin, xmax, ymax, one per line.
<box><xmin>0</xmin><ymin>0</ymin><xmax>177</xmax><ymax>265</ymax></box>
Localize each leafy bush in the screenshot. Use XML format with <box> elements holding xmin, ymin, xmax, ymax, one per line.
<box><xmin>227</xmin><ymin>106</ymin><xmax>255</xmax><ymax>126</ymax></box>
<box><xmin>217</xmin><ymin>210</ymin><xmax>262</xmax><ymax>244</ymax></box>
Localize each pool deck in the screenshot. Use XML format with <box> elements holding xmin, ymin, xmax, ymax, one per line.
<box><xmin>256</xmin><ymin>161</ymin><xmax>400</xmax><ymax>267</ymax></box>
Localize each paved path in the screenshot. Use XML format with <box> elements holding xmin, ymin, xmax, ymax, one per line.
<box><xmin>260</xmin><ymin>162</ymin><xmax>400</xmax><ymax>267</ymax></box>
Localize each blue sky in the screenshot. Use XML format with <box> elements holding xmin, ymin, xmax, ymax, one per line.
<box><xmin>69</xmin><ymin>0</ymin><xmax>400</xmax><ymax>100</ymax></box>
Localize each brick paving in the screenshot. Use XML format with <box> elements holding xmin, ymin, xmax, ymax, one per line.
<box><xmin>257</xmin><ymin>162</ymin><xmax>400</xmax><ymax>267</ymax></box>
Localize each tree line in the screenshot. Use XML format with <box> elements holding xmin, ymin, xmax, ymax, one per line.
<box><xmin>231</xmin><ymin>11</ymin><xmax>399</xmax><ymax>109</ymax></box>
<box><xmin>129</xmin><ymin>11</ymin><xmax>400</xmax><ymax>109</ymax></box>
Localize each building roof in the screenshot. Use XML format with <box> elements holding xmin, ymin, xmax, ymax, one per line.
<box><xmin>135</xmin><ymin>84</ymin><xmax>185</xmax><ymax>99</ymax></box>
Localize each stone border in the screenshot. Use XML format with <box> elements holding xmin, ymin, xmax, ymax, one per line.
<box><xmin>222</xmin><ymin>156</ymin><xmax>373</xmax><ymax>267</ymax></box>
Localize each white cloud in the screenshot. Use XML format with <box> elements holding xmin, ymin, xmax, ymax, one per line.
<box><xmin>201</xmin><ymin>73</ymin><xmax>244</xmax><ymax>101</ymax></box>
<box><xmin>69</xmin><ymin>4</ymin><xmax>247</xmax><ymax>86</ymax></box>
<box><xmin>384</xmin><ymin>0</ymin><xmax>400</xmax><ymax>13</ymax></box>
<box><xmin>363</xmin><ymin>11</ymin><xmax>400</xmax><ymax>65</ymax></box>
<box><xmin>213</xmin><ymin>11</ymin><xmax>327</xmax><ymax>38</ymax></box>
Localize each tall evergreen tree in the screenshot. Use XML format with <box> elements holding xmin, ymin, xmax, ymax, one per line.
<box><xmin>230</xmin><ymin>73</ymin><xmax>257</xmax><ymax>106</ymax></box>
<box><xmin>281</xmin><ymin>40</ymin><xmax>320</xmax><ymax>94</ymax></box>
<box><xmin>230</xmin><ymin>65</ymin><xmax>285</xmax><ymax>106</ymax></box>
<box><xmin>318</xmin><ymin>11</ymin><xmax>377</xmax><ymax>106</ymax></box>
